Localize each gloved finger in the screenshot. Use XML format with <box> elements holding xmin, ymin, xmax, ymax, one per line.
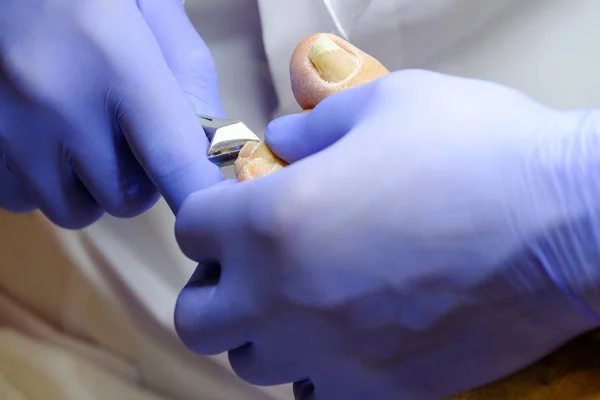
<box><xmin>70</xmin><ymin>126</ymin><xmax>159</xmax><ymax>218</ymax></box>
<box><xmin>108</xmin><ymin>2</ymin><xmax>222</xmax><ymax>213</ymax></box>
<box><xmin>175</xmin><ymin>180</ymin><xmax>278</xmax><ymax>355</ymax></box>
<box><xmin>265</xmin><ymin>81</ymin><xmax>376</xmax><ymax>163</ymax></box>
<box><xmin>175</xmin><ymin>261</ymin><xmax>250</xmax><ymax>355</ymax></box>
<box><xmin>229</xmin><ymin>342</ymin><xmax>306</xmax><ymax>386</ymax></box>
<box><xmin>11</xmin><ymin>157</ymin><xmax>103</xmax><ymax>229</ymax></box>
<box><xmin>0</xmin><ymin>156</ymin><xmax>35</xmax><ymax>212</ymax></box>
<box><xmin>137</xmin><ymin>0</ymin><xmax>224</xmax><ymax>116</ymax></box>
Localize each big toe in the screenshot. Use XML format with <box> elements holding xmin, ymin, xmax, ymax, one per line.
<box><xmin>290</xmin><ymin>33</ymin><xmax>389</xmax><ymax>110</ymax></box>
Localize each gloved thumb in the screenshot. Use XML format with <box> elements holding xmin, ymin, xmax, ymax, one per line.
<box><xmin>137</xmin><ymin>0</ymin><xmax>224</xmax><ymax>117</ymax></box>
<box><xmin>266</xmin><ymin>33</ymin><xmax>388</xmax><ymax>162</ymax></box>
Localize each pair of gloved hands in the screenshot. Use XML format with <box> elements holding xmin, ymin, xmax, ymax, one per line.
<box><xmin>2</xmin><ymin>1</ymin><xmax>600</xmax><ymax>398</ymax></box>
<box><xmin>175</xmin><ymin>35</ymin><xmax>600</xmax><ymax>399</ymax></box>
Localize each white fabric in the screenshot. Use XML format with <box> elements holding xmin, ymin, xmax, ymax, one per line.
<box><xmin>0</xmin><ymin>327</ymin><xmax>168</xmax><ymax>400</ymax></box>
<box><xmin>1</xmin><ymin>0</ymin><xmax>600</xmax><ymax>399</ymax></box>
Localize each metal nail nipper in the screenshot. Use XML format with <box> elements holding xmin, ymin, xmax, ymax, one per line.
<box><xmin>196</xmin><ymin>114</ymin><xmax>261</xmax><ymax>167</ymax></box>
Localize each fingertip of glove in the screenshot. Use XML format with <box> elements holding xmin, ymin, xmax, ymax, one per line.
<box><xmin>265</xmin><ymin>113</ymin><xmax>304</xmax><ymax>141</ymax></box>
<box><xmin>264</xmin><ymin>113</ymin><xmax>309</xmax><ymax>163</ymax></box>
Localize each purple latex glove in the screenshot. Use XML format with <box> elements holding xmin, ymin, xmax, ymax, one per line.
<box><xmin>0</xmin><ymin>0</ymin><xmax>223</xmax><ymax>228</ymax></box>
<box><xmin>175</xmin><ymin>70</ymin><xmax>600</xmax><ymax>399</ymax></box>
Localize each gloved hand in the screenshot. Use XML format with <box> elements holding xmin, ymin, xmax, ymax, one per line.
<box><xmin>174</xmin><ymin>37</ymin><xmax>600</xmax><ymax>399</ymax></box>
<box><xmin>0</xmin><ymin>0</ymin><xmax>224</xmax><ymax>228</ymax></box>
